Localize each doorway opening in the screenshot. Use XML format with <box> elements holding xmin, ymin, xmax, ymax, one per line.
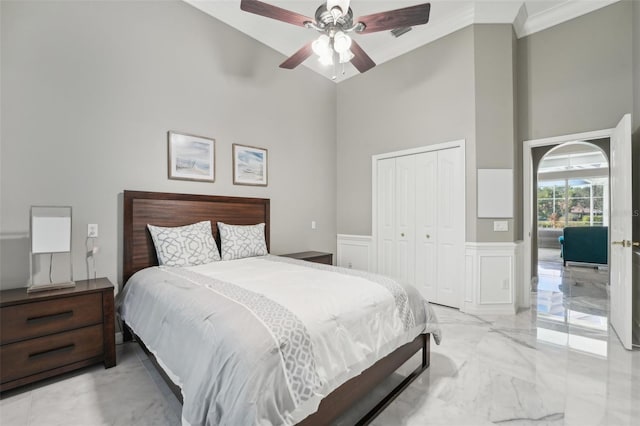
<box><xmin>533</xmin><ymin>140</ymin><xmax>611</xmax><ymax>355</ymax></box>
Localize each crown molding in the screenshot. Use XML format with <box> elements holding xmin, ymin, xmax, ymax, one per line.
<box><xmin>515</xmin><ymin>0</ymin><xmax>620</xmax><ymax>39</ymax></box>
<box><xmin>512</xmin><ymin>2</ymin><xmax>529</xmax><ymax>38</ymax></box>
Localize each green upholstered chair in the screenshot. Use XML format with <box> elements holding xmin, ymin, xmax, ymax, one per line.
<box><xmin>562</xmin><ymin>226</ymin><xmax>608</xmax><ymax>266</ymax></box>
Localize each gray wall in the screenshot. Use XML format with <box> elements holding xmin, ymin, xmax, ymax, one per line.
<box><xmin>473</xmin><ymin>25</ymin><xmax>517</xmax><ymax>242</ymax></box>
<box><xmin>517</xmin><ymin>1</ymin><xmax>633</xmax><ymax>142</ymax></box>
<box><xmin>336</xmin><ymin>26</ymin><xmax>478</xmax><ymax>240</ymax></box>
<box><xmin>0</xmin><ymin>0</ymin><xmax>337</xmax><ymax>291</ymax></box>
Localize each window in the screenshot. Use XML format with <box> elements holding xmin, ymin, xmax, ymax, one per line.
<box><xmin>537</xmin><ymin>142</ymin><xmax>608</xmax><ymax>229</ymax></box>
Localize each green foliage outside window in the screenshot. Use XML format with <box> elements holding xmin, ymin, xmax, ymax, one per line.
<box><xmin>537</xmin><ymin>180</ymin><xmax>606</xmax><ymax>228</ymax></box>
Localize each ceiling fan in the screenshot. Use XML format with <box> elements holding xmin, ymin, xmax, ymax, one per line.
<box><xmin>240</xmin><ymin>0</ymin><xmax>431</xmax><ymax>78</ymax></box>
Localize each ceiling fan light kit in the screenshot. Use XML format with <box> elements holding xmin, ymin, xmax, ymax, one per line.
<box><xmin>239</xmin><ymin>0</ymin><xmax>431</xmax><ymax>78</ymax></box>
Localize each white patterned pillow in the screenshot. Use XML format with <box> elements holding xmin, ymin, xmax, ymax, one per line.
<box><xmin>218</xmin><ymin>222</ymin><xmax>268</xmax><ymax>260</ymax></box>
<box><xmin>147</xmin><ymin>221</ymin><xmax>221</xmax><ymax>266</ymax></box>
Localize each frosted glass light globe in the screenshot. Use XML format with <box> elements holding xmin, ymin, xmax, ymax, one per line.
<box><xmin>333</xmin><ymin>31</ymin><xmax>352</xmax><ymax>53</ymax></box>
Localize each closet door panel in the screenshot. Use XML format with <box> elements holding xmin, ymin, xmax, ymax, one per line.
<box><xmin>415</xmin><ymin>152</ymin><xmax>438</xmax><ymax>301</ymax></box>
<box><xmin>436</xmin><ymin>148</ymin><xmax>463</xmax><ymax>308</ymax></box>
<box><xmin>377</xmin><ymin>158</ymin><xmax>396</xmax><ymax>277</ymax></box>
<box><xmin>395</xmin><ymin>156</ymin><xmax>415</xmax><ymax>285</ymax></box>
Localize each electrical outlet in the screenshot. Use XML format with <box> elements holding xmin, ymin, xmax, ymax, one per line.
<box><xmin>311</xmin><ymin>221</ymin><xmax>316</xmax><ymax>230</ymax></box>
<box><xmin>493</xmin><ymin>221</ymin><xmax>508</xmax><ymax>232</ymax></box>
<box><xmin>88</xmin><ymin>224</ymin><xmax>99</xmax><ymax>238</ymax></box>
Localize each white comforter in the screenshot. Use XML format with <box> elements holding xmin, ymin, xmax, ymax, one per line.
<box><xmin>119</xmin><ymin>255</ymin><xmax>441</xmax><ymax>426</ymax></box>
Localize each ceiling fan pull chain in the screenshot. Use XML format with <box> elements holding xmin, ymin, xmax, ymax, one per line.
<box><xmin>332</xmin><ymin>50</ymin><xmax>338</xmax><ymax>80</ymax></box>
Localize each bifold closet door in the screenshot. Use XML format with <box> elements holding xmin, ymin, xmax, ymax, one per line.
<box><xmin>434</xmin><ymin>148</ymin><xmax>463</xmax><ymax>308</ymax></box>
<box><xmin>377</xmin><ymin>158</ymin><xmax>396</xmax><ymax>278</ymax></box>
<box><xmin>415</xmin><ymin>152</ymin><xmax>438</xmax><ymax>301</ymax></box>
<box><xmin>394</xmin><ymin>155</ymin><xmax>416</xmax><ymax>287</ymax></box>
<box><xmin>376</xmin><ymin>156</ymin><xmax>416</xmax><ymax>283</ymax></box>
<box><xmin>376</xmin><ymin>147</ymin><xmax>463</xmax><ymax>308</ymax></box>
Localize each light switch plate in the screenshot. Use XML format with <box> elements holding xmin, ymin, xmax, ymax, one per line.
<box><xmin>494</xmin><ymin>221</ymin><xmax>508</xmax><ymax>232</ymax></box>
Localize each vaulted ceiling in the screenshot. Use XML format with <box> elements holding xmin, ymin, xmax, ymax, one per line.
<box><xmin>184</xmin><ymin>0</ymin><xmax>619</xmax><ymax>82</ymax></box>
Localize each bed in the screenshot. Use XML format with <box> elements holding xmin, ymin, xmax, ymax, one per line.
<box><xmin>119</xmin><ymin>190</ymin><xmax>440</xmax><ymax>425</ymax></box>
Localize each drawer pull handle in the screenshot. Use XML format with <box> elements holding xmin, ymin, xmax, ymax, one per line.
<box><xmin>28</xmin><ymin>344</ymin><xmax>75</xmax><ymax>360</ymax></box>
<box><xmin>26</xmin><ymin>310</ymin><xmax>73</xmax><ymax>324</ymax></box>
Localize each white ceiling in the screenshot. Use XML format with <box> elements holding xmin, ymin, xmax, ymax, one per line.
<box><xmin>184</xmin><ymin>0</ymin><xmax>619</xmax><ymax>82</ymax></box>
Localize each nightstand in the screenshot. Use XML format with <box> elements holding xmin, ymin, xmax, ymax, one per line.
<box><xmin>281</xmin><ymin>251</ymin><xmax>333</xmax><ymax>265</ymax></box>
<box><xmin>0</xmin><ymin>278</ymin><xmax>116</xmax><ymax>392</ymax></box>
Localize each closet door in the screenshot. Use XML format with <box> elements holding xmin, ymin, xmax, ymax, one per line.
<box><xmin>415</xmin><ymin>152</ymin><xmax>438</xmax><ymax>301</ymax></box>
<box><xmin>395</xmin><ymin>155</ymin><xmax>415</xmax><ymax>286</ymax></box>
<box><xmin>435</xmin><ymin>148</ymin><xmax>463</xmax><ymax>307</ymax></box>
<box><xmin>377</xmin><ymin>158</ymin><xmax>396</xmax><ymax>278</ymax></box>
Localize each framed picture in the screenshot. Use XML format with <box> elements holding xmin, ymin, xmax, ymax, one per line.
<box><xmin>233</xmin><ymin>144</ymin><xmax>268</xmax><ymax>186</ymax></box>
<box><xmin>168</xmin><ymin>131</ymin><xmax>215</xmax><ymax>182</ymax></box>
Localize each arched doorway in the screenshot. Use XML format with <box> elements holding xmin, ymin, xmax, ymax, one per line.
<box><xmin>533</xmin><ymin>140</ymin><xmax>610</xmax><ymax>353</ymax></box>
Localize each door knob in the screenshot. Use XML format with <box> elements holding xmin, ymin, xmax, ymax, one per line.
<box><xmin>633</xmin><ymin>241</ymin><xmax>640</xmax><ymax>247</ymax></box>
<box><xmin>612</xmin><ymin>240</ymin><xmax>626</xmax><ymax>246</ymax></box>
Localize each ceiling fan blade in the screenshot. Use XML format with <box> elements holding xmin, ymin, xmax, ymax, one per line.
<box><xmin>240</xmin><ymin>0</ymin><xmax>313</xmax><ymax>28</ymax></box>
<box><xmin>279</xmin><ymin>41</ymin><xmax>314</xmax><ymax>69</ymax></box>
<box><xmin>356</xmin><ymin>3</ymin><xmax>431</xmax><ymax>34</ymax></box>
<box><xmin>350</xmin><ymin>40</ymin><xmax>376</xmax><ymax>73</ymax></box>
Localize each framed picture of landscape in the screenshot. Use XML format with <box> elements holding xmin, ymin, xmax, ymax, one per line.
<box><xmin>168</xmin><ymin>131</ymin><xmax>215</xmax><ymax>182</ymax></box>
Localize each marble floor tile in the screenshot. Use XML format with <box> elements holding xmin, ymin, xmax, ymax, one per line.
<box><xmin>0</xmin><ymin>390</ymin><xmax>31</xmax><ymax>426</ymax></box>
<box><xmin>436</xmin><ymin>355</ymin><xmax>566</xmax><ymax>425</ymax></box>
<box><xmin>1</xmin><ymin>259</ymin><xmax>637</xmax><ymax>426</ymax></box>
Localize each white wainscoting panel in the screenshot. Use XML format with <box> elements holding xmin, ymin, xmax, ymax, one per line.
<box><xmin>337</xmin><ymin>234</ymin><xmax>373</xmax><ymax>272</ymax></box>
<box><xmin>479</xmin><ymin>256</ymin><xmax>513</xmax><ymax>304</ymax></box>
<box><xmin>463</xmin><ymin>241</ymin><xmax>523</xmax><ymax>315</ymax></box>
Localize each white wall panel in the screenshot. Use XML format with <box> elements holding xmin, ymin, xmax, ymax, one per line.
<box><xmin>337</xmin><ymin>235</ymin><xmax>372</xmax><ymax>272</ymax></box>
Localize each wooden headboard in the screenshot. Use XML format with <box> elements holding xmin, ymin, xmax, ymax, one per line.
<box><xmin>123</xmin><ymin>190</ymin><xmax>270</xmax><ymax>284</ymax></box>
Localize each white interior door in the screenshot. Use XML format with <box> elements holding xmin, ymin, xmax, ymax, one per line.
<box><xmin>436</xmin><ymin>148</ymin><xmax>463</xmax><ymax>308</ymax></box>
<box><xmin>377</xmin><ymin>158</ymin><xmax>396</xmax><ymax>278</ymax></box>
<box><xmin>395</xmin><ymin>156</ymin><xmax>416</xmax><ymax>285</ymax></box>
<box><xmin>609</xmin><ymin>114</ymin><xmax>633</xmax><ymax>350</ymax></box>
<box><xmin>415</xmin><ymin>151</ymin><xmax>438</xmax><ymax>301</ymax></box>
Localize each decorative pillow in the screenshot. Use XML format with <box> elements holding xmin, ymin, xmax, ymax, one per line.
<box><xmin>218</xmin><ymin>222</ymin><xmax>268</xmax><ymax>260</ymax></box>
<box><xmin>147</xmin><ymin>221</ymin><xmax>221</xmax><ymax>267</ymax></box>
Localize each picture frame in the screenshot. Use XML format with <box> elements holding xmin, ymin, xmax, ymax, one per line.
<box><xmin>168</xmin><ymin>131</ymin><xmax>215</xmax><ymax>182</ymax></box>
<box><xmin>233</xmin><ymin>143</ymin><xmax>268</xmax><ymax>186</ymax></box>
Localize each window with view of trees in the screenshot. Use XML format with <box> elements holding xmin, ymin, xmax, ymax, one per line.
<box><xmin>538</xmin><ymin>178</ymin><xmax>608</xmax><ymax>228</ymax></box>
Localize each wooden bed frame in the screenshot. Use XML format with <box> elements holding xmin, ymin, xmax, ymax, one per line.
<box><xmin>122</xmin><ymin>190</ymin><xmax>430</xmax><ymax>425</ymax></box>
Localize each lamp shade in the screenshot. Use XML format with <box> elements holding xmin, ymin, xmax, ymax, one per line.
<box><xmin>31</xmin><ymin>206</ymin><xmax>72</xmax><ymax>254</ymax></box>
<box><xmin>333</xmin><ymin>31</ymin><xmax>351</xmax><ymax>53</ymax></box>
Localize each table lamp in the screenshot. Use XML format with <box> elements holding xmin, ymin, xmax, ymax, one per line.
<box><xmin>29</xmin><ymin>206</ymin><xmax>75</xmax><ymax>293</ymax></box>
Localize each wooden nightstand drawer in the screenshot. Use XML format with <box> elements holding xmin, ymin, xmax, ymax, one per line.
<box><xmin>281</xmin><ymin>251</ymin><xmax>333</xmax><ymax>265</ymax></box>
<box><xmin>0</xmin><ymin>293</ymin><xmax>103</xmax><ymax>345</ymax></box>
<box><xmin>0</xmin><ymin>324</ymin><xmax>104</xmax><ymax>384</ymax></box>
<box><xmin>305</xmin><ymin>254</ymin><xmax>333</xmax><ymax>265</ymax></box>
